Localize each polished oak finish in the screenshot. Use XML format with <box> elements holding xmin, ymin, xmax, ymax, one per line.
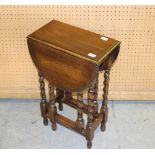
<box><xmin>27</xmin><ymin>39</ymin><xmax>98</xmax><ymax>92</ymax></box>
<box><xmin>27</xmin><ymin>20</ymin><xmax>121</xmax><ymax>148</ymax></box>
<box><xmin>27</xmin><ymin>20</ymin><xmax>120</xmax><ymax>65</ymax></box>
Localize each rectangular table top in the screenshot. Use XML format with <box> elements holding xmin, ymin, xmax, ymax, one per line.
<box><xmin>27</xmin><ymin>20</ymin><xmax>120</xmax><ymax>65</ymax></box>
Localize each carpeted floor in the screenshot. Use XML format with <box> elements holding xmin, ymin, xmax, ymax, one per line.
<box><xmin>0</xmin><ymin>99</ymin><xmax>155</xmax><ymax>149</ymax></box>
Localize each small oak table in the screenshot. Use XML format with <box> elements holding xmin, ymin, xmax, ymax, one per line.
<box><xmin>27</xmin><ymin>20</ymin><xmax>121</xmax><ymax>148</ymax></box>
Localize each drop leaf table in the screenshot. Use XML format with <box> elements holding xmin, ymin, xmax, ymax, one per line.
<box><xmin>27</xmin><ymin>20</ymin><xmax>121</xmax><ymax>148</ymax></box>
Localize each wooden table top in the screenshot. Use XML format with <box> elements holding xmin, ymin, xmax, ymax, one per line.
<box><xmin>27</xmin><ymin>20</ymin><xmax>120</xmax><ymax>65</ymax></box>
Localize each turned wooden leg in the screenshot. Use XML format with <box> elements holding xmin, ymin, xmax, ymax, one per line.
<box><xmin>86</xmin><ymin>83</ymin><xmax>95</xmax><ymax>149</ymax></box>
<box><xmin>100</xmin><ymin>69</ymin><xmax>110</xmax><ymax>132</ymax></box>
<box><xmin>94</xmin><ymin>73</ymin><xmax>99</xmax><ymax>118</ymax></box>
<box><xmin>49</xmin><ymin>83</ymin><xmax>57</xmax><ymax>131</ymax></box>
<box><xmin>38</xmin><ymin>72</ymin><xmax>48</xmax><ymax>126</ymax></box>
<box><xmin>76</xmin><ymin>92</ymin><xmax>84</xmax><ymax>129</ymax></box>
<box><xmin>56</xmin><ymin>88</ymin><xmax>64</xmax><ymax>111</ymax></box>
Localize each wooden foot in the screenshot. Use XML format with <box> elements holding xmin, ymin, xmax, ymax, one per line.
<box><xmin>100</xmin><ymin>123</ymin><xmax>106</xmax><ymax>132</ymax></box>
<box><xmin>100</xmin><ymin>70</ymin><xmax>110</xmax><ymax>132</ymax></box>
<box><xmin>49</xmin><ymin>83</ymin><xmax>57</xmax><ymax>131</ymax></box>
<box><xmin>52</xmin><ymin>122</ymin><xmax>57</xmax><ymax>131</ymax></box>
<box><xmin>43</xmin><ymin>117</ymin><xmax>48</xmax><ymax>126</ymax></box>
<box><xmin>58</xmin><ymin>102</ymin><xmax>63</xmax><ymax>111</ymax></box>
<box><xmin>76</xmin><ymin>92</ymin><xmax>84</xmax><ymax>128</ymax></box>
<box><xmin>87</xmin><ymin>141</ymin><xmax>92</xmax><ymax>149</ymax></box>
<box><xmin>101</xmin><ymin>104</ymin><xmax>108</xmax><ymax>132</ymax></box>
<box><xmin>86</xmin><ymin>82</ymin><xmax>95</xmax><ymax>148</ymax></box>
<box><xmin>38</xmin><ymin>72</ymin><xmax>49</xmax><ymax>126</ymax></box>
<box><xmin>56</xmin><ymin>88</ymin><xmax>64</xmax><ymax>111</ymax></box>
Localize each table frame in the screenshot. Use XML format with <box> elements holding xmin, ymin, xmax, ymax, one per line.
<box><xmin>38</xmin><ymin>46</ymin><xmax>120</xmax><ymax>148</ymax></box>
